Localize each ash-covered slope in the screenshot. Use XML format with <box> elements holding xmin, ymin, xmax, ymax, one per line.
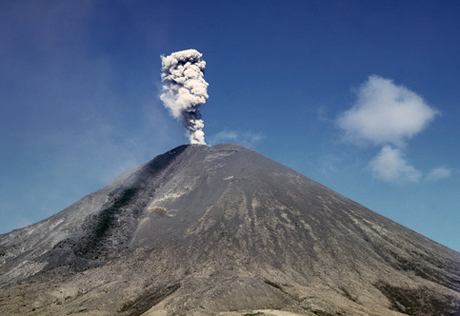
<box><xmin>0</xmin><ymin>144</ymin><xmax>459</xmax><ymax>316</ymax></box>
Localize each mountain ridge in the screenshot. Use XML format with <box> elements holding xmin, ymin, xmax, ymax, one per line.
<box><xmin>1</xmin><ymin>143</ymin><xmax>459</xmax><ymax>315</ymax></box>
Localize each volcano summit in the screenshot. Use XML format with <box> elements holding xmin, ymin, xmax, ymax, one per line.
<box><xmin>0</xmin><ymin>144</ymin><xmax>459</xmax><ymax>315</ymax></box>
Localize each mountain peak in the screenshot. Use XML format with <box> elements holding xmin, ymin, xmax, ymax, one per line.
<box><xmin>1</xmin><ymin>144</ymin><xmax>459</xmax><ymax>315</ymax></box>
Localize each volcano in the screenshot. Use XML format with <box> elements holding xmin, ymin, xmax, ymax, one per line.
<box><xmin>0</xmin><ymin>144</ymin><xmax>459</xmax><ymax>316</ymax></box>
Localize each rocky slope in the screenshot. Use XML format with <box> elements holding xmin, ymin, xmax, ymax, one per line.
<box><xmin>0</xmin><ymin>143</ymin><xmax>459</xmax><ymax>315</ymax></box>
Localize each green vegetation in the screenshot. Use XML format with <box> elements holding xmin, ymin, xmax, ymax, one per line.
<box><xmin>120</xmin><ymin>283</ymin><xmax>181</xmax><ymax>316</ymax></box>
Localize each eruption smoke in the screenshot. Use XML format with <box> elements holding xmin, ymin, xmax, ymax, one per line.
<box><xmin>160</xmin><ymin>49</ymin><xmax>209</xmax><ymax>144</ymax></box>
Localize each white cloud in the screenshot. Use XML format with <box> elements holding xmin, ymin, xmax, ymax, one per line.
<box><xmin>425</xmin><ymin>167</ymin><xmax>454</xmax><ymax>182</ymax></box>
<box><xmin>318</xmin><ymin>154</ymin><xmax>343</xmax><ymax>174</ymax></box>
<box><xmin>336</xmin><ymin>75</ymin><xmax>443</xmax><ymax>184</ymax></box>
<box><xmin>368</xmin><ymin>145</ymin><xmax>422</xmax><ymax>184</ymax></box>
<box><xmin>337</xmin><ymin>75</ymin><xmax>439</xmax><ymax>147</ymax></box>
<box><xmin>207</xmin><ymin>130</ymin><xmax>264</xmax><ymax>148</ymax></box>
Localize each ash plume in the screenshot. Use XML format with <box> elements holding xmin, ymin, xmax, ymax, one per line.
<box><xmin>160</xmin><ymin>49</ymin><xmax>209</xmax><ymax>145</ymax></box>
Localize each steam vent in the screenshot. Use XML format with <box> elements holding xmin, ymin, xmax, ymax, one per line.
<box><xmin>1</xmin><ymin>144</ymin><xmax>459</xmax><ymax>315</ymax></box>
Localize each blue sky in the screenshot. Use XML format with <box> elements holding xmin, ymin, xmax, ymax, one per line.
<box><xmin>1</xmin><ymin>1</ymin><xmax>459</xmax><ymax>251</ymax></box>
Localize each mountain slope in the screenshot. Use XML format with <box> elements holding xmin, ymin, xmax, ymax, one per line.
<box><xmin>0</xmin><ymin>143</ymin><xmax>459</xmax><ymax>316</ymax></box>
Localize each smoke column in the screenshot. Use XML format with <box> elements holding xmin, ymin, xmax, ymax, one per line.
<box><xmin>160</xmin><ymin>49</ymin><xmax>209</xmax><ymax>145</ymax></box>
